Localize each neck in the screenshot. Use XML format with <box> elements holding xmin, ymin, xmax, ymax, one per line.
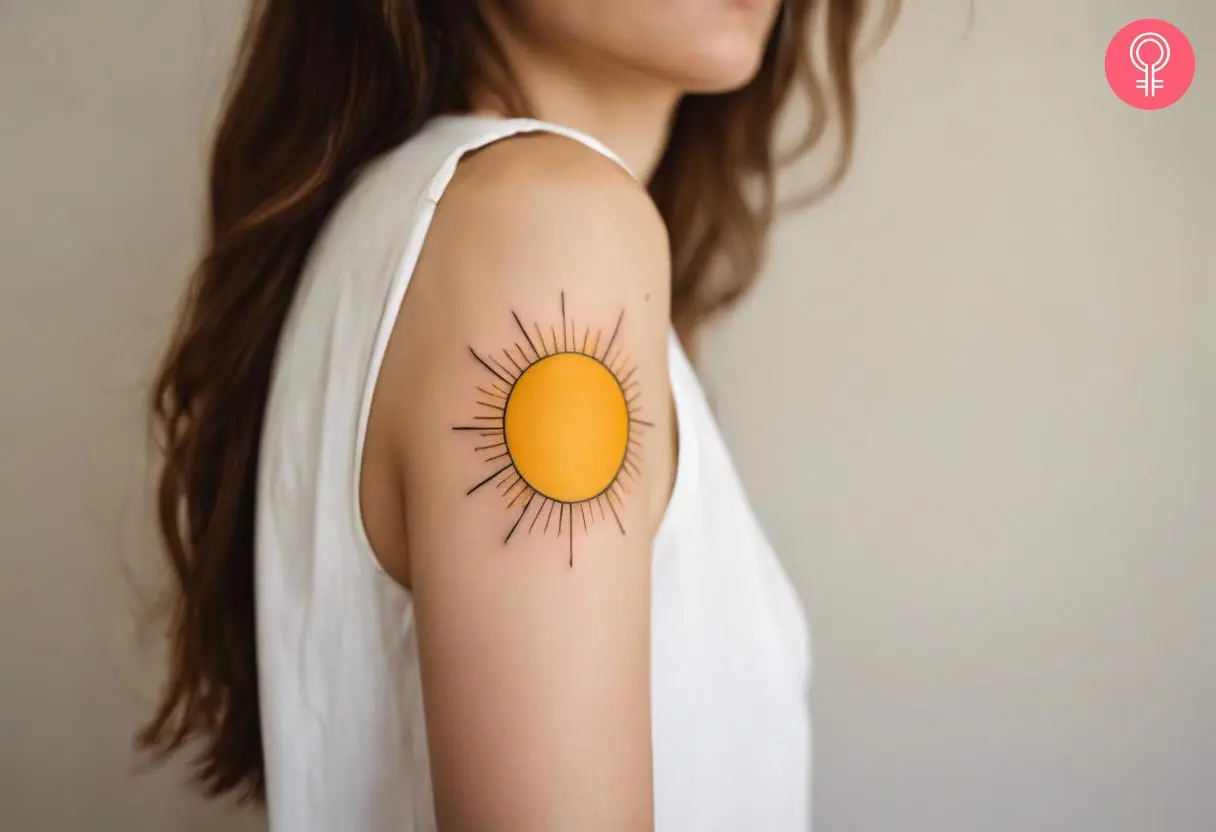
<box><xmin>470</xmin><ymin>14</ymin><xmax>680</xmax><ymax>181</ymax></box>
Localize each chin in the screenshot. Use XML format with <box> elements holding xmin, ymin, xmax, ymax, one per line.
<box><xmin>679</xmin><ymin>53</ymin><xmax>770</xmax><ymax>94</ymax></box>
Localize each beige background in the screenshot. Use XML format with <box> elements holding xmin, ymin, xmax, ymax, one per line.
<box><xmin>1</xmin><ymin>1</ymin><xmax>1211</xmax><ymax>830</ymax></box>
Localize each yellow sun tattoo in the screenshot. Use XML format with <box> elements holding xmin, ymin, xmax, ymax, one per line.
<box><xmin>452</xmin><ymin>293</ymin><xmax>651</xmax><ymax>565</ymax></box>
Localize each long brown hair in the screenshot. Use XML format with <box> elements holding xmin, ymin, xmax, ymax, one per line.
<box><xmin>139</xmin><ymin>0</ymin><xmax>896</xmax><ymax>802</ymax></box>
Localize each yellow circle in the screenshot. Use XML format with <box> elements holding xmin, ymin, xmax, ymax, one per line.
<box><xmin>504</xmin><ymin>353</ymin><xmax>629</xmax><ymax>503</ymax></box>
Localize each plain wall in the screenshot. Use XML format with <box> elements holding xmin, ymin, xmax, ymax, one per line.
<box><xmin>1</xmin><ymin>1</ymin><xmax>1211</xmax><ymax>830</ymax></box>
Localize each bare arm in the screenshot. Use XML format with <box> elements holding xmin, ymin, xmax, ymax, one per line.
<box><xmin>377</xmin><ymin>135</ymin><xmax>674</xmax><ymax>832</ymax></box>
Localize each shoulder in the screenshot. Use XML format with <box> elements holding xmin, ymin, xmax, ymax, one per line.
<box><xmin>420</xmin><ymin>131</ymin><xmax>670</xmax><ymax>303</ymax></box>
<box><xmin>449</xmin><ymin>130</ymin><xmax>657</xmax><ymax>223</ymax></box>
<box><xmin>376</xmin><ymin>126</ymin><xmax>676</xmax><ymax>465</ymax></box>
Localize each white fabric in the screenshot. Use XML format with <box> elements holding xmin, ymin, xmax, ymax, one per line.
<box><xmin>256</xmin><ymin>114</ymin><xmax>812</xmax><ymax>831</ymax></box>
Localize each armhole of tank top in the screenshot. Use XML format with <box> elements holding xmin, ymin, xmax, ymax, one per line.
<box><xmin>349</xmin><ymin>117</ymin><xmax>695</xmax><ymax>582</ymax></box>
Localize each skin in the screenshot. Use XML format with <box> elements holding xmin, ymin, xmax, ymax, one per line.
<box><xmin>479</xmin><ymin>0</ymin><xmax>782</xmax><ymax>176</ymax></box>
<box><xmin>360</xmin><ymin>1</ymin><xmax>780</xmax><ymax>829</ymax></box>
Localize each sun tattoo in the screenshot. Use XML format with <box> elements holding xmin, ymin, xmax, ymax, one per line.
<box><xmin>452</xmin><ymin>292</ymin><xmax>653</xmax><ymax>566</ymax></box>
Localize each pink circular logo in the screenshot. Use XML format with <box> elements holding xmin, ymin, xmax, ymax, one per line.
<box><xmin>1106</xmin><ymin>19</ymin><xmax>1195</xmax><ymax>109</ymax></box>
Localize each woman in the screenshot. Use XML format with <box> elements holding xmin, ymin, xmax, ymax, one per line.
<box><xmin>139</xmin><ymin>1</ymin><xmax>893</xmax><ymax>829</ymax></box>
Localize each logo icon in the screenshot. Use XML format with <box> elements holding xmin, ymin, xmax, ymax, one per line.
<box><xmin>1106</xmin><ymin>19</ymin><xmax>1195</xmax><ymax>110</ymax></box>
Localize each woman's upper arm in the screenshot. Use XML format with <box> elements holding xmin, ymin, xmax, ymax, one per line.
<box><xmin>381</xmin><ymin>136</ymin><xmax>673</xmax><ymax>832</ymax></box>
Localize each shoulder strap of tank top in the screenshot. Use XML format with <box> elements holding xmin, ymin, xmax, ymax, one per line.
<box><xmin>421</xmin><ymin>115</ymin><xmax>637</xmax><ymax>198</ymax></box>
<box><xmin>505</xmin><ymin>117</ymin><xmax>637</xmax><ymax>179</ymax></box>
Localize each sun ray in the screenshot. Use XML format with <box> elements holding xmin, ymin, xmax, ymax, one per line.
<box><xmin>529</xmin><ymin>498</ymin><xmax>548</xmax><ymax>534</ymax></box>
<box><xmin>469</xmin><ymin>347</ymin><xmax>513</xmax><ymax>386</ymax></box>
<box><xmin>534</xmin><ymin>323</ymin><xmax>549</xmax><ymax>357</ymax></box>
<box><xmin>630</xmin><ymin>417</ymin><xmax>654</xmax><ymax>427</ymax></box>
<box><xmin>600</xmin><ymin>310</ymin><xmax>624</xmax><ymax>362</ymax></box>
<box><xmin>467</xmin><ymin>463</ymin><xmax>513</xmax><ymax>495</ymax></box>
<box><xmin>514</xmin><ymin>312</ymin><xmax>543</xmax><ymax>361</ymax></box>
<box><xmin>475</xmin><ymin>441</ymin><xmax>505</xmax><ymax>451</ymax></box>
<box><xmin>504</xmin><ymin>349</ymin><xmax>524</xmax><ymax>374</ymax></box>
<box><xmin>557</xmin><ymin>502</ymin><xmax>564</xmax><ymax>536</ymax></box>
<box><xmin>505</xmin><ymin>491</ymin><xmax>535</xmax><ymax>543</ymax></box>
<box><xmin>580</xmin><ymin>503</ymin><xmax>589</xmax><ymax>532</ymax></box>
<box><xmin>476</xmin><ymin>400</ymin><xmax>505</xmax><ymax>411</ymax></box>
<box><xmin>606</xmin><ymin>494</ymin><xmax>626</xmax><ymax>534</ymax></box>
<box><xmin>619</xmin><ymin>366</ymin><xmax>638</xmax><ymax>387</ymax></box>
<box><xmin>503</xmin><ymin>478</ymin><xmax>527</xmax><ymax>501</ymax></box>
<box><xmin>515</xmin><ymin>344</ymin><xmax>531</xmax><ymax>367</ymax></box>
<box><xmin>489</xmin><ymin>355</ymin><xmax>517</xmax><ymax>381</ymax></box>
<box><xmin>561</xmin><ymin>292</ymin><xmax>567</xmax><ymax>352</ymax></box>
<box><xmin>508</xmin><ymin>486</ymin><xmax>533</xmax><ymax>509</ymax></box>
<box><xmin>477</xmin><ymin>386</ymin><xmax>506</xmax><ymax>400</ymax></box>
<box><xmin>543</xmin><ymin>499</ymin><xmax>556</xmax><ymax>533</ymax></box>
<box><xmin>581</xmin><ymin>326</ymin><xmax>590</xmax><ymax>354</ymax></box>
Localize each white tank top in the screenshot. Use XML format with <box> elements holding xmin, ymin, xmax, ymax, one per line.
<box><xmin>256</xmin><ymin>115</ymin><xmax>812</xmax><ymax>831</ymax></box>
